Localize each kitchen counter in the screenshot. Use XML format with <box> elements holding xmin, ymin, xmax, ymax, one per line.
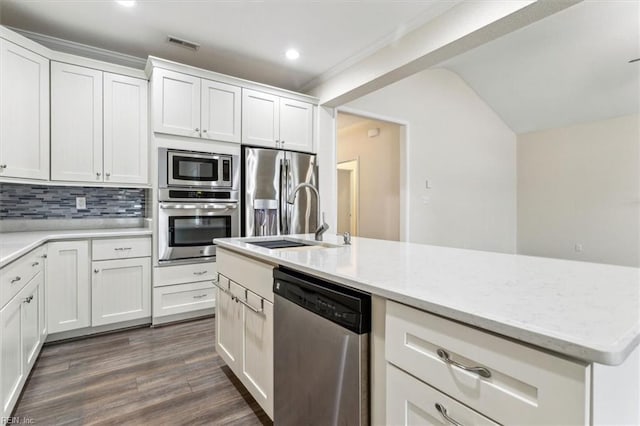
<box><xmin>215</xmin><ymin>234</ymin><xmax>640</xmax><ymax>365</ymax></box>
<box><xmin>0</xmin><ymin>227</ymin><xmax>152</xmax><ymax>268</ymax></box>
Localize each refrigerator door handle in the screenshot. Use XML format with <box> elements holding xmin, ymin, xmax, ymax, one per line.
<box><xmin>279</xmin><ymin>158</ymin><xmax>288</xmax><ymax>234</ymax></box>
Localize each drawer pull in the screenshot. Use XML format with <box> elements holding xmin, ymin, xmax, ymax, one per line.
<box><xmin>436</xmin><ymin>349</ymin><xmax>492</xmax><ymax>378</ymax></box>
<box><xmin>23</xmin><ymin>295</ymin><xmax>33</xmax><ymax>304</ymax></box>
<box><xmin>193</xmin><ymin>270</ymin><xmax>208</xmax><ymax>276</ymax></box>
<box><xmin>435</xmin><ymin>403</ymin><xmax>464</xmax><ymax>426</ymax></box>
<box><xmin>31</xmin><ymin>261</ymin><xmax>40</xmax><ymax>267</ymax></box>
<box><xmin>193</xmin><ymin>294</ymin><xmax>208</xmax><ymax>299</ymax></box>
<box><xmin>10</xmin><ymin>276</ymin><xmax>21</xmax><ymax>284</ymax></box>
<box><xmin>114</xmin><ymin>247</ymin><xmax>132</xmax><ymax>251</ymax></box>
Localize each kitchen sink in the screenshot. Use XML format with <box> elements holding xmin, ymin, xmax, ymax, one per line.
<box><xmin>248</xmin><ymin>238</ymin><xmax>341</xmax><ymax>250</ymax></box>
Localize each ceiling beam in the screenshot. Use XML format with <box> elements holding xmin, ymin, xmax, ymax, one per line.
<box><xmin>309</xmin><ymin>0</ymin><xmax>581</xmax><ymax>107</ymax></box>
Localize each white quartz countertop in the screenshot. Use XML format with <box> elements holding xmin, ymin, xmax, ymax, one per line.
<box><xmin>215</xmin><ymin>234</ymin><xmax>640</xmax><ymax>365</ymax></box>
<box><xmin>0</xmin><ymin>228</ymin><xmax>152</xmax><ymax>268</ymax></box>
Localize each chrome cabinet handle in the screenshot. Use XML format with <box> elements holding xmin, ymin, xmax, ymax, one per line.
<box><xmin>195</xmin><ymin>128</ymin><xmax>200</xmax><ymax>132</ymax></box>
<box><xmin>10</xmin><ymin>276</ymin><xmax>21</xmax><ymax>284</ymax></box>
<box><xmin>202</xmin><ymin>129</ymin><xmax>207</xmax><ymax>133</ymax></box>
<box><xmin>106</xmin><ymin>172</ymin><xmax>111</xmax><ymax>178</ymax></box>
<box><xmin>193</xmin><ymin>270</ymin><xmax>208</xmax><ymax>276</ymax></box>
<box><xmin>435</xmin><ymin>403</ymin><xmax>463</xmax><ymax>426</ymax></box>
<box><xmin>96</xmin><ymin>172</ymin><xmax>101</xmax><ymax>177</ymax></box>
<box><xmin>23</xmin><ymin>295</ymin><xmax>34</xmax><ymax>304</ymax></box>
<box><xmin>94</xmin><ymin>269</ymin><xmax>100</xmax><ymax>273</ymax></box>
<box><xmin>41</xmin><ymin>254</ymin><xmax>47</xmax><ymax>259</ymax></box>
<box><xmin>281</xmin><ymin>140</ymin><xmax>285</xmax><ymax>144</ymax></box>
<box><xmin>193</xmin><ymin>294</ymin><xmax>208</xmax><ymax>299</ymax></box>
<box><xmin>114</xmin><ymin>247</ymin><xmax>132</xmax><ymax>251</ymax></box>
<box><xmin>0</xmin><ymin>164</ymin><xmax>6</xmax><ymax>169</ymax></box>
<box><xmin>31</xmin><ymin>262</ymin><xmax>40</xmax><ymax>267</ymax></box>
<box><xmin>437</xmin><ymin>349</ymin><xmax>491</xmax><ymax>378</ymax></box>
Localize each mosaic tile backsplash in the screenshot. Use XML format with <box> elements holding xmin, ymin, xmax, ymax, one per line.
<box><xmin>0</xmin><ymin>183</ymin><xmax>146</xmax><ymax>220</ymax></box>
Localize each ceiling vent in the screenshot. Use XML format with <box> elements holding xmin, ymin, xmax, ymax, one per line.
<box><xmin>167</xmin><ymin>36</ymin><xmax>200</xmax><ymax>51</ymax></box>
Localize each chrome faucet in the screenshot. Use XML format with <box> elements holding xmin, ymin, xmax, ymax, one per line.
<box><xmin>287</xmin><ymin>182</ymin><xmax>329</xmax><ymax>241</ymax></box>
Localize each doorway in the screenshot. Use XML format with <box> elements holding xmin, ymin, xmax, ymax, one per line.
<box><xmin>336</xmin><ymin>112</ymin><xmax>401</xmax><ymax>241</ymax></box>
<box><xmin>337</xmin><ymin>159</ymin><xmax>359</xmax><ymax>235</ymax></box>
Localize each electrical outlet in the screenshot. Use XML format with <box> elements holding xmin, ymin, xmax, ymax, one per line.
<box><xmin>76</xmin><ymin>197</ymin><xmax>87</xmax><ymax>210</ymax></box>
<box><xmin>574</xmin><ymin>243</ymin><xmax>583</xmax><ymax>253</ymax></box>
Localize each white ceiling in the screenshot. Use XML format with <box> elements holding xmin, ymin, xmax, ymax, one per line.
<box><xmin>0</xmin><ymin>0</ymin><xmax>454</xmax><ymax>91</ymax></box>
<box><xmin>441</xmin><ymin>1</ymin><xmax>640</xmax><ymax>134</ymax></box>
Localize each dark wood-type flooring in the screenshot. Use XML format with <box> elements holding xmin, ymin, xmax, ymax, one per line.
<box><xmin>13</xmin><ymin>317</ymin><xmax>272</xmax><ymax>426</ymax></box>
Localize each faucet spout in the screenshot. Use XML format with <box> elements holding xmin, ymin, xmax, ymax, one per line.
<box><xmin>287</xmin><ymin>182</ymin><xmax>329</xmax><ymax>240</ymax></box>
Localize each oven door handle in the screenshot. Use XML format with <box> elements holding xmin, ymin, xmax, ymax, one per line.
<box><xmin>159</xmin><ymin>203</ymin><xmax>238</xmax><ymax>210</ymax></box>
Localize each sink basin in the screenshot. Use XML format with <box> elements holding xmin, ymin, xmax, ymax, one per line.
<box><xmin>248</xmin><ymin>239</ymin><xmax>311</xmax><ymax>249</ymax></box>
<box><xmin>247</xmin><ymin>238</ymin><xmax>342</xmax><ymax>250</ymax></box>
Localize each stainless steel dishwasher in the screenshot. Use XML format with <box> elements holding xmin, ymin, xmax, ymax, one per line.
<box><xmin>273</xmin><ymin>267</ymin><xmax>371</xmax><ymax>426</ymax></box>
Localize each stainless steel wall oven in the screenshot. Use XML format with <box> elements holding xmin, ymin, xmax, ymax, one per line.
<box><xmin>158</xmin><ymin>149</ymin><xmax>240</xmax><ymax>263</ymax></box>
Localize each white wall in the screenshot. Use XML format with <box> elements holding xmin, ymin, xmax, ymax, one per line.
<box><xmin>344</xmin><ymin>68</ymin><xmax>517</xmax><ymax>253</ymax></box>
<box><xmin>517</xmin><ymin>114</ymin><xmax>640</xmax><ymax>267</ymax></box>
<box><xmin>337</xmin><ymin>119</ymin><xmax>400</xmax><ymax>241</ymax></box>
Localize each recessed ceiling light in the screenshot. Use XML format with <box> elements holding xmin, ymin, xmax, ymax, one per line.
<box><xmin>115</xmin><ymin>0</ymin><xmax>136</xmax><ymax>7</ymax></box>
<box><xmin>285</xmin><ymin>49</ymin><xmax>300</xmax><ymax>61</ymax></box>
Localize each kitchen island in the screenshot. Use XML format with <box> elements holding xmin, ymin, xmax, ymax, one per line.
<box><xmin>214</xmin><ymin>234</ymin><xmax>640</xmax><ymax>425</ymax></box>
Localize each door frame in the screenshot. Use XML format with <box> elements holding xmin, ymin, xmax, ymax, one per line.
<box><xmin>335</xmin><ymin>107</ymin><xmax>410</xmax><ymax>242</ymax></box>
<box><xmin>337</xmin><ymin>159</ymin><xmax>360</xmax><ymax>236</ymax></box>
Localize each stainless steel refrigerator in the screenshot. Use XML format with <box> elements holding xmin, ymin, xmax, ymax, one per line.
<box><xmin>243</xmin><ymin>146</ymin><xmax>318</xmax><ymax>237</ymax></box>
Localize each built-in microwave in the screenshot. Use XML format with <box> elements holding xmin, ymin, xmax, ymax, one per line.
<box><xmin>158</xmin><ymin>148</ymin><xmax>239</xmax><ymax>189</ymax></box>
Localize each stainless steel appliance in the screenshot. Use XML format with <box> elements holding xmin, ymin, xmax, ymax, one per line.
<box><xmin>158</xmin><ymin>148</ymin><xmax>240</xmax><ymax>263</ymax></box>
<box><xmin>159</xmin><ymin>148</ymin><xmax>239</xmax><ymax>189</ymax></box>
<box><xmin>243</xmin><ymin>146</ymin><xmax>317</xmax><ymax>237</ymax></box>
<box><xmin>273</xmin><ymin>267</ymin><xmax>371</xmax><ymax>426</ymax></box>
<box><xmin>158</xmin><ymin>189</ymin><xmax>240</xmax><ymax>263</ymax></box>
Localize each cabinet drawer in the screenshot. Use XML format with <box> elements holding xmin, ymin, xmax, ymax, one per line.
<box><xmin>153</xmin><ymin>262</ymin><xmax>217</xmax><ymax>287</ymax></box>
<box><xmin>387</xmin><ymin>363</ymin><xmax>499</xmax><ymax>426</ymax></box>
<box><xmin>386</xmin><ymin>301</ymin><xmax>589</xmax><ymax>425</ymax></box>
<box><xmin>217</xmin><ymin>249</ymin><xmax>274</xmax><ymax>302</ymax></box>
<box><xmin>92</xmin><ymin>237</ymin><xmax>151</xmax><ymax>260</ymax></box>
<box><xmin>1</xmin><ymin>246</ymin><xmax>45</xmax><ymax>308</ymax></box>
<box><xmin>153</xmin><ymin>281</ymin><xmax>215</xmax><ymax>318</ymax></box>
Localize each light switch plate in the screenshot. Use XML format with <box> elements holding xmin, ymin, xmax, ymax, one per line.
<box><xmin>76</xmin><ymin>197</ymin><xmax>87</xmax><ymax>210</ymax></box>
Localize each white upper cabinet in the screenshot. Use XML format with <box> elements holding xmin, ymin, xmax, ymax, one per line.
<box><xmin>103</xmin><ymin>73</ymin><xmax>149</xmax><ymax>184</ymax></box>
<box><xmin>0</xmin><ymin>39</ymin><xmax>49</xmax><ymax>180</ymax></box>
<box><xmin>152</xmin><ymin>68</ymin><xmax>201</xmax><ymax>138</ymax></box>
<box><xmin>242</xmin><ymin>89</ymin><xmax>280</xmax><ymax>148</ymax></box>
<box><xmin>152</xmin><ymin>68</ymin><xmax>241</xmax><ymax>143</ymax></box>
<box><xmin>51</xmin><ymin>62</ymin><xmax>103</xmax><ymax>182</ymax></box>
<box><xmin>51</xmin><ymin>63</ymin><xmax>149</xmax><ymax>185</ymax></box>
<box><xmin>279</xmin><ymin>98</ymin><xmax>313</xmax><ymax>153</ymax></box>
<box><xmin>201</xmin><ymin>79</ymin><xmax>241</xmax><ymax>143</ymax></box>
<box><xmin>242</xmin><ymin>88</ymin><xmax>314</xmax><ymax>152</ymax></box>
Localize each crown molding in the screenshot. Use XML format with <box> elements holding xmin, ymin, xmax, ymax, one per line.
<box><xmin>8</xmin><ymin>26</ymin><xmax>147</xmax><ymax>70</ymax></box>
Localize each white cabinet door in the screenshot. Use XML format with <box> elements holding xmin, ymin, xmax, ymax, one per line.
<box><xmin>387</xmin><ymin>363</ymin><xmax>499</xmax><ymax>426</ymax></box>
<box><xmin>242</xmin><ymin>89</ymin><xmax>280</xmax><ymax>147</ymax></box>
<box><xmin>241</xmin><ymin>294</ymin><xmax>274</xmax><ymax>418</ymax></box>
<box><xmin>0</xmin><ymin>39</ymin><xmax>49</xmax><ymax>180</ymax></box>
<box><xmin>279</xmin><ymin>98</ymin><xmax>313</xmax><ymax>153</ymax></box>
<box><xmin>152</xmin><ymin>68</ymin><xmax>201</xmax><ymax>138</ymax></box>
<box><xmin>103</xmin><ymin>73</ymin><xmax>149</xmax><ymax>185</ymax></box>
<box><xmin>215</xmin><ymin>277</ymin><xmax>241</xmax><ymax>370</ymax></box>
<box><xmin>51</xmin><ymin>62</ymin><xmax>103</xmax><ymax>182</ymax></box>
<box><xmin>21</xmin><ymin>272</ymin><xmax>42</xmax><ymax>372</ymax></box>
<box><xmin>0</xmin><ymin>291</ymin><xmax>23</xmax><ymax>420</ymax></box>
<box><xmin>91</xmin><ymin>257</ymin><xmax>151</xmax><ymax>326</ymax></box>
<box><xmin>201</xmin><ymin>79</ymin><xmax>241</xmax><ymax>143</ymax></box>
<box><xmin>46</xmin><ymin>241</ymin><xmax>90</xmax><ymax>333</ymax></box>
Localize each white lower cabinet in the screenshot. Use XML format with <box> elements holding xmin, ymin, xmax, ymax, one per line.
<box><xmin>92</xmin><ymin>257</ymin><xmax>151</xmax><ymax>326</ymax></box>
<box><xmin>387</xmin><ymin>363</ymin><xmax>498</xmax><ymax>426</ymax></box>
<box><xmin>152</xmin><ymin>262</ymin><xmax>216</xmax><ymax>324</ymax></box>
<box><xmin>0</xmin><ymin>270</ymin><xmax>45</xmax><ymax>421</ymax></box>
<box><xmin>215</xmin><ymin>263</ymin><xmax>274</xmax><ymax>420</ymax></box>
<box><xmin>46</xmin><ymin>241</ymin><xmax>91</xmax><ymax>333</ymax></box>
